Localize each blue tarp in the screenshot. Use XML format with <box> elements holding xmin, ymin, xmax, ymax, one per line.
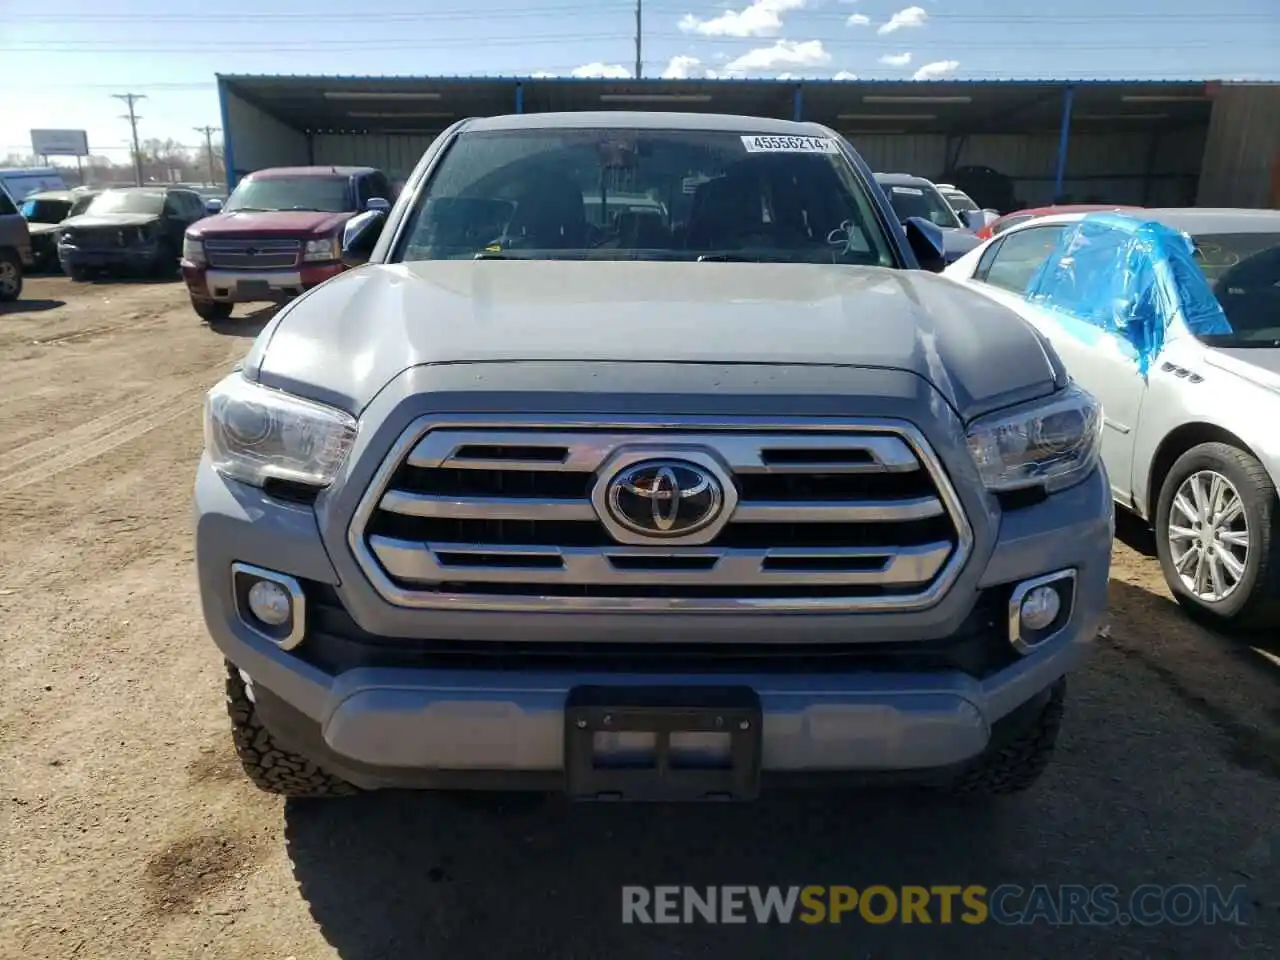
<box><xmin>1024</xmin><ymin>212</ymin><xmax>1232</xmax><ymax>375</ymax></box>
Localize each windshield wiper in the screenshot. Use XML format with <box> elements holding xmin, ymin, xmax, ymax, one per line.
<box><xmin>696</xmin><ymin>253</ymin><xmax>761</xmax><ymax>262</ymax></box>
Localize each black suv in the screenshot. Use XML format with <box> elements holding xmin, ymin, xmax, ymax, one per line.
<box><xmin>58</xmin><ymin>186</ymin><xmax>209</xmax><ymax>281</ymax></box>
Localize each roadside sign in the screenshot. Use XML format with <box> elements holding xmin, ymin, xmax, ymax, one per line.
<box><xmin>30</xmin><ymin>129</ymin><xmax>90</xmax><ymax>157</ymax></box>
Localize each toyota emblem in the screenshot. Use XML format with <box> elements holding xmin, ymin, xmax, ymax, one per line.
<box><xmin>605</xmin><ymin>459</ymin><xmax>724</xmax><ymax>538</ymax></box>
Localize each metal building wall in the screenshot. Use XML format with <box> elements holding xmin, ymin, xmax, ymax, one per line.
<box><xmin>221</xmin><ymin>86</ymin><xmax>308</xmax><ymax>187</ymax></box>
<box><xmin>312</xmin><ymin>134</ymin><xmax>439</xmax><ymax>184</ymax></box>
<box><xmin>845</xmin><ymin>130</ymin><xmax>1204</xmax><ymax>208</ymax></box>
<box><xmin>1197</xmin><ymin>85</ymin><xmax>1280</xmax><ymax>208</ymax></box>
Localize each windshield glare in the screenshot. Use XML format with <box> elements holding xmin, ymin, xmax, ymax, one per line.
<box><xmin>1191</xmin><ymin>231</ymin><xmax>1280</xmax><ymax>348</ymax></box>
<box><xmin>224</xmin><ymin>176</ymin><xmax>353</xmax><ymax>213</ymax></box>
<box><xmin>84</xmin><ymin>191</ymin><xmax>164</xmax><ymax>216</ymax></box>
<box><xmin>396</xmin><ymin>128</ymin><xmax>895</xmax><ymax>266</ymax></box>
<box><xmin>943</xmin><ymin>192</ymin><xmax>979</xmax><ymax>213</ymax></box>
<box><xmin>20</xmin><ymin>198</ymin><xmax>72</xmax><ymax>223</ymax></box>
<box><xmin>883</xmin><ymin>183</ymin><xmax>963</xmax><ymax>229</ymax></box>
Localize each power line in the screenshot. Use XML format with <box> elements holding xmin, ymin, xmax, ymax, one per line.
<box><xmin>112</xmin><ymin>93</ymin><xmax>146</xmax><ymax>186</ymax></box>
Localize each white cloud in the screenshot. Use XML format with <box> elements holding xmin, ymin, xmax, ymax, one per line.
<box><xmin>679</xmin><ymin>0</ymin><xmax>805</xmax><ymax>38</ymax></box>
<box><xmin>776</xmin><ymin>72</ymin><xmax>796</xmax><ymax>80</ymax></box>
<box><xmin>662</xmin><ymin>55</ymin><xmax>702</xmax><ymax>79</ymax></box>
<box><xmin>833</xmin><ymin>71</ymin><xmax>859</xmax><ymax>80</ymax></box>
<box><xmin>879</xmin><ymin>52</ymin><xmax>912</xmax><ymax>66</ymax></box>
<box><xmin>846</xmin><ymin>13</ymin><xmax>870</xmax><ymax>25</ymax></box>
<box><xmin>911</xmin><ymin>59</ymin><xmax>959</xmax><ymax>80</ymax></box>
<box><xmin>570</xmin><ymin>62</ymin><xmax>632</xmax><ymax>79</ymax></box>
<box><xmin>723</xmin><ymin>39</ymin><xmax>831</xmax><ymax>73</ymax></box>
<box><xmin>877</xmin><ymin>5</ymin><xmax>927</xmax><ymax>34</ymax></box>
<box><xmin>530</xmin><ymin>70</ymin><xmax>558</xmax><ymax>78</ymax></box>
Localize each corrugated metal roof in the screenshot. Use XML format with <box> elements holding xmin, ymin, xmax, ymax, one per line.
<box><xmin>217</xmin><ymin>74</ymin><xmax>1275</xmax><ymax>85</ymax></box>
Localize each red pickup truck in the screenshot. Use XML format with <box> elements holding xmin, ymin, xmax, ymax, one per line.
<box><xmin>181</xmin><ymin>165</ymin><xmax>394</xmax><ymax>322</ymax></box>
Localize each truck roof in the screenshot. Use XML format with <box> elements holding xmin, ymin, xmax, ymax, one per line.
<box><xmin>463</xmin><ymin>111</ymin><xmax>831</xmax><ymax>136</ymax></box>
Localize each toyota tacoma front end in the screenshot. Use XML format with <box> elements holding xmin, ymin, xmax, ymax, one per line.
<box><xmin>194</xmin><ymin>112</ymin><xmax>1112</xmax><ymax>801</ymax></box>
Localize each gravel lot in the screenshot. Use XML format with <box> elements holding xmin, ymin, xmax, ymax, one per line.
<box><xmin>1</xmin><ymin>276</ymin><xmax>1277</xmax><ymax>960</ymax></box>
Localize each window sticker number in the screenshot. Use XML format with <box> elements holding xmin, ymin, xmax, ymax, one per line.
<box><xmin>741</xmin><ymin>135</ymin><xmax>841</xmax><ymax>154</ymax></box>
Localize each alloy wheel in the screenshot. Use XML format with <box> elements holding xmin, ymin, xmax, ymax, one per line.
<box><xmin>1167</xmin><ymin>469</ymin><xmax>1250</xmax><ymax>602</ymax></box>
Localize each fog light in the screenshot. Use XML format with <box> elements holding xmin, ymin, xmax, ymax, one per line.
<box><xmin>247</xmin><ymin>579</ymin><xmax>292</xmax><ymax>626</ymax></box>
<box><xmin>1008</xmin><ymin>569</ymin><xmax>1075</xmax><ymax>656</ymax></box>
<box><xmin>1019</xmin><ymin>586</ymin><xmax>1061</xmax><ymax>632</ymax></box>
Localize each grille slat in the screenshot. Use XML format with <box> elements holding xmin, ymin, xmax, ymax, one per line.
<box><xmin>204</xmin><ymin>238</ymin><xmax>301</xmax><ymax>270</ymax></box>
<box><xmin>350</xmin><ymin>421</ymin><xmax>973</xmax><ymax>612</ymax></box>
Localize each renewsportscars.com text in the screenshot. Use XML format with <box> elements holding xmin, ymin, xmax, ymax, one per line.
<box><xmin>621</xmin><ymin>884</ymin><xmax>1250</xmax><ymax>927</ymax></box>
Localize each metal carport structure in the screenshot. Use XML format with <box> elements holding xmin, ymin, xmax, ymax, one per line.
<box><xmin>217</xmin><ymin>74</ymin><xmax>1277</xmax><ymax>211</ymax></box>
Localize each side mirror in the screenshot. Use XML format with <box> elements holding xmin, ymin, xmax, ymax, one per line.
<box><xmin>205</xmin><ymin>198</ymin><xmax>224</xmax><ymax>215</ymax></box>
<box><xmin>904</xmin><ymin>216</ymin><xmax>946</xmax><ymax>273</ymax></box>
<box><xmin>961</xmin><ymin>209</ymin><xmax>986</xmax><ymax>232</ymax></box>
<box><xmin>341</xmin><ymin>209</ymin><xmax>386</xmax><ymax>267</ymax></box>
<box><xmin>365</xmin><ymin>196</ymin><xmax>391</xmax><ymax>213</ymax></box>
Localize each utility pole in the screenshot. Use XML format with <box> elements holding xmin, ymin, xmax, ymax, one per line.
<box><xmin>113</xmin><ymin>93</ymin><xmax>146</xmax><ymax>186</ymax></box>
<box><xmin>634</xmin><ymin>0</ymin><xmax>642</xmax><ymax>79</ymax></box>
<box><xmin>194</xmin><ymin>126</ymin><xmax>220</xmax><ymax>187</ymax></box>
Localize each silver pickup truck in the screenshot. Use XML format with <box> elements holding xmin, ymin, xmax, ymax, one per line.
<box><xmin>194</xmin><ymin>112</ymin><xmax>1113</xmax><ymax>802</ymax></box>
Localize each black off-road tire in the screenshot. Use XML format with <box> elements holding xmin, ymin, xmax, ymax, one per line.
<box><xmin>944</xmin><ymin>681</ymin><xmax>1065</xmax><ymax>796</ymax></box>
<box><xmin>225</xmin><ymin>661</ymin><xmax>358</xmax><ymax>798</ymax></box>
<box><xmin>0</xmin><ymin>250</ymin><xmax>22</xmax><ymax>302</ymax></box>
<box><xmin>193</xmin><ymin>298</ymin><xmax>233</xmax><ymax>323</ymax></box>
<box><xmin>68</xmin><ymin>264</ymin><xmax>90</xmax><ymax>283</ymax></box>
<box><xmin>1154</xmin><ymin>442</ymin><xmax>1280</xmax><ymax>632</ymax></box>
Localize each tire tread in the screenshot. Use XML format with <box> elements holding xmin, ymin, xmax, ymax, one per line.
<box><xmin>224</xmin><ymin>661</ymin><xmax>357</xmax><ymax>798</ymax></box>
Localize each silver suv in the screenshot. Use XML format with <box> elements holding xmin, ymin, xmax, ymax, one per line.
<box><xmin>195</xmin><ymin>112</ymin><xmax>1113</xmax><ymax>802</ymax></box>
<box><xmin>0</xmin><ymin>186</ymin><xmax>32</xmax><ymax>301</ymax></box>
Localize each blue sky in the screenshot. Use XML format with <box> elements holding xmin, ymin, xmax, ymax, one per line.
<box><xmin>2</xmin><ymin>0</ymin><xmax>1277</xmax><ymax>161</ymax></box>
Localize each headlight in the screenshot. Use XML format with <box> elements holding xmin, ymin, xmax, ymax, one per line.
<box><xmin>303</xmin><ymin>235</ymin><xmax>341</xmax><ymax>262</ymax></box>
<box><xmin>183</xmin><ymin>234</ymin><xmax>205</xmax><ymax>265</ymax></box>
<box><xmin>966</xmin><ymin>382</ymin><xmax>1102</xmax><ymax>493</ymax></box>
<box><xmin>203</xmin><ymin>374</ymin><xmax>357</xmax><ymax>488</ymax></box>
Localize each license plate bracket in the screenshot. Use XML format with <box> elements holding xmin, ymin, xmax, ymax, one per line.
<box><xmin>238</xmin><ymin>280</ymin><xmax>272</xmax><ymax>298</ymax></box>
<box><xmin>564</xmin><ymin>686</ymin><xmax>762</xmax><ymax>802</ymax></box>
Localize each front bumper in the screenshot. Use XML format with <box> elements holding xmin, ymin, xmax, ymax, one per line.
<box><xmin>59</xmin><ymin>242</ymin><xmax>158</xmax><ymax>271</ymax></box>
<box><xmin>195</xmin><ymin>457</ymin><xmax>1112</xmax><ymax>790</ymax></box>
<box><xmin>182</xmin><ymin>261</ymin><xmax>345</xmax><ymax>303</ymax></box>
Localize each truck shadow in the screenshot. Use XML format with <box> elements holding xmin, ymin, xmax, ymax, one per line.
<box><xmin>283</xmin><ymin>695</ymin><xmax>1271</xmax><ymax>960</ymax></box>
<box><xmin>0</xmin><ymin>299</ymin><xmax>65</xmax><ymax>315</ymax></box>
<box><xmin>207</xmin><ymin>305</ymin><xmax>279</xmax><ymax>339</ymax></box>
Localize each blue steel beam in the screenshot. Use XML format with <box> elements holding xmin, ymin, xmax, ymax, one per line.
<box><xmin>1054</xmin><ymin>84</ymin><xmax>1075</xmax><ymax>202</ymax></box>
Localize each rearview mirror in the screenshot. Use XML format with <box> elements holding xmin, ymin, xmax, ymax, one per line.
<box><xmin>205</xmin><ymin>198</ymin><xmax>224</xmax><ymax>215</ymax></box>
<box><xmin>904</xmin><ymin>216</ymin><xmax>946</xmax><ymax>272</ymax></box>
<box><xmin>961</xmin><ymin>209</ymin><xmax>986</xmax><ymax>231</ymax></box>
<box><xmin>365</xmin><ymin>196</ymin><xmax>391</xmax><ymax>213</ymax></box>
<box><xmin>341</xmin><ymin>209</ymin><xmax>386</xmax><ymax>267</ymax></box>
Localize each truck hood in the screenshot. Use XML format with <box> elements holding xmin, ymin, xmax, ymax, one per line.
<box><xmin>62</xmin><ymin>213</ymin><xmax>159</xmax><ymax>229</ymax></box>
<box><xmin>254</xmin><ymin>260</ymin><xmax>1062</xmax><ymax>419</ymax></box>
<box><xmin>191</xmin><ymin>209</ymin><xmax>353</xmax><ymax>238</ymax></box>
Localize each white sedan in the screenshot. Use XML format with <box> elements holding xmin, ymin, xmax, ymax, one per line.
<box><xmin>944</xmin><ymin>207</ymin><xmax>1280</xmax><ymax>631</ymax></box>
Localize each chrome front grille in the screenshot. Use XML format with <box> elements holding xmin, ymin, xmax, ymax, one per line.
<box><xmin>204</xmin><ymin>238</ymin><xmax>300</xmax><ymax>270</ymax></box>
<box><xmin>349</xmin><ymin>417</ymin><xmax>973</xmax><ymax>612</ymax></box>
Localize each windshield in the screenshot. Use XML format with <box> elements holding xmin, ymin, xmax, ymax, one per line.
<box><xmin>943</xmin><ymin>191</ymin><xmax>979</xmax><ymax>213</ymax></box>
<box><xmin>84</xmin><ymin>190</ymin><xmax>164</xmax><ymax>216</ymax></box>
<box><xmin>20</xmin><ymin>198</ymin><xmax>72</xmax><ymax>223</ymax></box>
<box><xmin>1190</xmin><ymin>232</ymin><xmax>1280</xmax><ymax>348</ymax></box>
<box><xmin>396</xmin><ymin>128</ymin><xmax>896</xmax><ymax>266</ymax></box>
<box><xmin>224</xmin><ymin>176</ymin><xmax>353</xmax><ymax>213</ymax></box>
<box><xmin>882</xmin><ymin>182</ymin><xmax>963</xmax><ymax>229</ymax></box>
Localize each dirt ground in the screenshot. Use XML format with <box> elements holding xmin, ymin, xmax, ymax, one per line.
<box><xmin>0</xmin><ymin>276</ymin><xmax>1277</xmax><ymax>960</ymax></box>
